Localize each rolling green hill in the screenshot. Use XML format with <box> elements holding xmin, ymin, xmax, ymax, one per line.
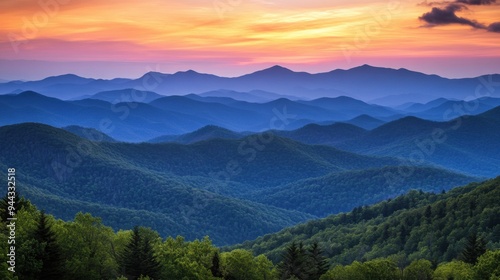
<box><xmin>102</xmin><ymin>131</ymin><xmax>403</xmax><ymax>189</ymax></box>
<box><xmin>0</xmin><ymin>123</ymin><xmax>415</xmax><ymax>245</ymax></box>
<box><xmin>0</xmin><ymin>123</ymin><xmax>314</xmax><ymax>245</ymax></box>
<box><xmin>251</xmin><ymin>166</ymin><xmax>478</xmax><ymax>217</ymax></box>
<box><xmin>0</xmin><ymin>122</ymin><xmax>492</xmax><ymax>246</ymax></box>
<box><xmin>232</xmin><ymin>177</ymin><xmax>500</xmax><ymax>265</ymax></box>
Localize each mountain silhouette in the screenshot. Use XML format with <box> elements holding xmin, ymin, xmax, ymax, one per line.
<box><xmin>2</xmin><ymin>65</ymin><xmax>498</xmax><ymax>102</ymax></box>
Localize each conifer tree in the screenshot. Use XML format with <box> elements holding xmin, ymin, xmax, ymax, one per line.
<box><xmin>460</xmin><ymin>233</ymin><xmax>486</xmax><ymax>265</ymax></box>
<box><xmin>307</xmin><ymin>242</ymin><xmax>329</xmax><ymax>280</ymax></box>
<box><xmin>210</xmin><ymin>251</ymin><xmax>223</xmax><ymax>278</ymax></box>
<box><xmin>34</xmin><ymin>211</ymin><xmax>64</xmax><ymax>280</ymax></box>
<box><xmin>278</xmin><ymin>241</ymin><xmax>308</xmax><ymax>280</ymax></box>
<box><xmin>120</xmin><ymin>226</ymin><xmax>162</xmax><ymax>280</ymax></box>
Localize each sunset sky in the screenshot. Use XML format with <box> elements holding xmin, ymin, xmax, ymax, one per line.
<box><xmin>0</xmin><ymin>0</ymin><xmax>499</xmax><ymax>80</ymax></box>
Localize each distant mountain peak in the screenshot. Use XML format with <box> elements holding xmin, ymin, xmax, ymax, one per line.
<box><xmin>143</xmin><ymin>71</ymin><xmax>162</xmax><ymax>75</ymax></box>
<box><xmin>252</xmin><ymin>65</ymin><xmax>295</xmax><ymax>75</ymax></box>
<box><xmin>170</xmin><ymin>69</ymin><xmax>221</xmax><ymax>79</ymax></box>
<box><xmin>43</xmin><ymin>73</ymin><xmax>84</xmax><ymax>79</ymax></box>
<box><xmin>268</xmin><ymin>65</ymin><xmax>291</xmax><ymax>71</ymax></box>
<box><xmin>39</xmin><ymin>73</ymin><xmax>91</xmax><ymax>84</ymax></box>
<box><xmin>138</xmin><ymin>71</ymin><xmax>169</xmax><ymax>80</ymax></box>
<box><xmin>353</xmin><ymin>64</ymin><xmax>377</xmax><ymax>70</ymax></box>
<box><xmin>177</xmin><ymin>69</ymin><xmax>199</xmax><ymax>75</ymax></box>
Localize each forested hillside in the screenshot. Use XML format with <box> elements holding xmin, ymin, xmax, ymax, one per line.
<box><xmin>0</xmin><ymin>123</ymin><xmax>317</xmax><ymax>245</ymax></box>
<box><xmin>1</xmin><ymin>123</ymin><xmax>418</xmax><ymax>245</ymax></box>
<box><xmin>234</xmin><ymin>177</ymin><xmax>500</xmax><ymax>265</ymax></box>
<box><xmin>250</xmin><ymin>166</ymin><xmax>477</xmax><ymax>216</ymax></box>
<box><xmin>1</xmin><ymin>122</ymin><xmax>490</xmax><ymax>245</ymax></box>
<box><xmin>1</xmin><ymin>178</ymin><xmax>499</xmax><ymax>279</ymax></box>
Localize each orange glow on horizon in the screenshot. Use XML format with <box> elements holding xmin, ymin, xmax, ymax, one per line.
<box><xmin>0</xmin><ymin>0</ymin><xmax>499</xmax><ymax>79</ymax></box>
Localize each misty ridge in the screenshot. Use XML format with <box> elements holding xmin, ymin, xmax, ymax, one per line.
<box><xmin>1</xmin><ymin>64</ymin><xmax>499</xmax><ymax>143</ymax></box>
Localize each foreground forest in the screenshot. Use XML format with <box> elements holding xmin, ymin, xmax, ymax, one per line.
<box><xmin>1</xmin><ymin>177</ymin><xmax>499</xmax><ymax>279</ymax></box>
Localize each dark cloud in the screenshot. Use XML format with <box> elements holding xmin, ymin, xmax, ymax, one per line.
<box><xmin>418</xmin><ymin>0</ymin><xmax>500</xmax><ymax>33</ymax></box>
<box><xmin>417</xmin><ymin>1</ymin><xmax>448</xmax><ymax>6</ymax></box>
<box><xmin>455</xmin><ymin>0</ymin><xmax>496</xmax><ymax>5</ymax></box>
<box><xmin>418</xmin><ymin>0</ymin><xmax>496</xmax><ymax>6</ymax></box>
<box><xmin>419</xmin><ymin>4</ymin><xmax>486</xmax><ymax>29</ymax></box>
<box><xmin>488</xmin><ymin>22</ymin><xmax>500</xmax><ymax>32</ymax></box>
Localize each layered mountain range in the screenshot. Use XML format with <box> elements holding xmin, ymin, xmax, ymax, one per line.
<box><xmin>1</xmin><ymin>65</ymin><xmax>499</xmax><ymax>246</ymax></box>
<box><xmin>2</xmin><ymin>89</ymin><xmax>499</xmax><ymax>142</ymax></box>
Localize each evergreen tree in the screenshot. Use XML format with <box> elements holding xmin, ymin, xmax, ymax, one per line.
<box><xmin>121</xmin><ymin>227</ymin><xmax>142</xmax><ymax>278</ymax></box>
<box><xmin>120</xmin><ymin>226</ymin><xmax>162</xmax><ymax>280</ymax></box>
<box><xmin>307</xmin><ymin>242</ymin><xmax>329</xmax><ymax>280</ymax></box>
<box><xmin>34</xmin><ymin>211</ymin><xmax>64</xmax><ymax>280</ymax></box>
<box><xmin>278</xmin><ymin>241</ymin><xmax>308</xmax><ymax>280</ymax></box>
<box><xmin>210</xmin><ymin>251</ymin><xmax>223</xmax><ymax>278</ymax></box>
<box><xmin>460</xmin><ymin>233</ymin><xmax>486</xmax><ymax>265</ymax></box>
